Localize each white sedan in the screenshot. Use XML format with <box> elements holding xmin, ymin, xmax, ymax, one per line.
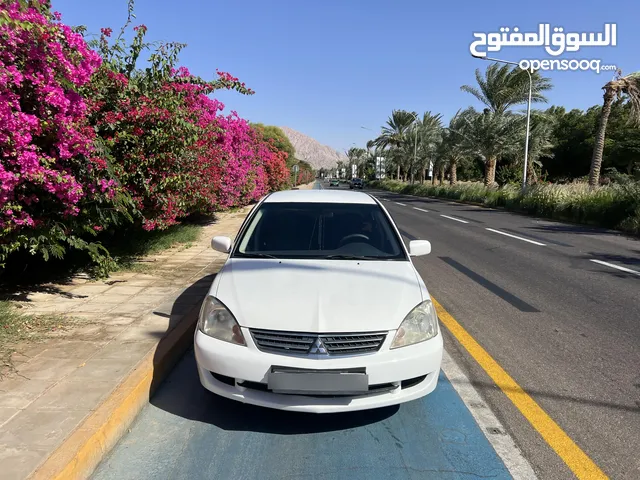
<box><xmin>194</xmin><ymin>189</ymin><xmax>443</xmax><ymax>413</ymax></box>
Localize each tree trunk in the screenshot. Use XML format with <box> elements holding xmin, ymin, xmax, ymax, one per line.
<box><xmin>527</xmin><ymin>159</ymin><xmax>536</xmax><ymax>185</ymax></box>
<box><xmin>484</xmin><ymin>157</ymin><xmax>497</xmax><ymax>186</ymax></box>
<box><xmin>450</xmin><ymin>160</ymin><xmax>457</xmax><ymax>185</ymax></box>
<box><xmin>438</xmin><ymin>166</ymin><xmax>444</xmax><ymax>185</ymax></box>
<box><xmin>431</xmin><ymin>171</ymin><xmax>436</xmax><ymax>185</ymax></box>
<box><xmin>589</xmin><ymin>89</ymin><xmax>615</xmax><ymax>188</ymax></box>
<box><xmin>422</xmin><ymin>168</ymin><xmax>426</xmax><ymax>183</ymax></box>
<box><xmin>397</xmin><ymin>164</ymin><xmax>401</xmax><ymax>180</ymax></box>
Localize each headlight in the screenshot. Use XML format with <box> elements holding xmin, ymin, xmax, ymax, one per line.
<box><xmin>197</xmin><ymin>296</ymin><xmax>246</xmax><ymax>346</ymax></box>
<box><xmin>390</xmin><ymin>299</ymin><xmax>439</xmax><ymax>349</ymax></box>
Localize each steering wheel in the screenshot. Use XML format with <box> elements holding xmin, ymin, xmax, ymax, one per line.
<box><xmin>338</xmin><ymin>233</ymin><xmax>370</xmax><ymax>247</ymax></box>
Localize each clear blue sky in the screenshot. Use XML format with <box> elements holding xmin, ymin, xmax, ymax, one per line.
<box><xmin>53</xmin><ymin>0</ymin><xmax>639</xmax><ymax>153</ymax></box>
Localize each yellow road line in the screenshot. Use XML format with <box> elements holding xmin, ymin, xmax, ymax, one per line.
<box><xmin>432</xmin><ymin>296</ymin><xmax>608</xmax><ymax>480</ymax></box>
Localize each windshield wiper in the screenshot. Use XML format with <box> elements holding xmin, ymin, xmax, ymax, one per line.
<box><xmin>322</xmin><ymin>254</ymin><xmax>382</xmax><ymax>260</ymax></box>
<box><xmin>237</xmin><ymin>253</ymin><xmax>280</xmax><ymax>259</ymax></box>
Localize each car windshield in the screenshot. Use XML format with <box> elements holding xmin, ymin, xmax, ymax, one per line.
<box><xmin>233</xmin><ymin>202</ymin><xmax>407</xmax><ymax>260</ymax></box>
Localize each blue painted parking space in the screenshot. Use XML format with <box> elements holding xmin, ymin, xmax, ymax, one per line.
<box><xmin>92</xmin><ymin>352</ymin><xmax>511</xmax><ymax>480</ymax></box>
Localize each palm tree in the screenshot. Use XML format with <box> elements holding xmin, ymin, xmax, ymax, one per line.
<box><xmin>347</xmin><ymin>147</ymin><xmax>367</xmax><ymax>178</ymax></box>
<box><xmin>454</xmin><ymin>107</ymin><xmax>523</xmax><ymax>186</ymax></box>
<box><xmin>373</xmin><ymin>110</ymin><xmax>418</xmax><ymax>180</ymax></box>
<box><xmin>439</xmin><ymin>111</ymin><xmax>467</xmax><ymax>185</ymax></box>
<box><xmin>365</xmin><ymin>140</ymin><xmax>383</xmax><ymax>179</ymax></box>
<box><xmin>460</xmin><ymin>63</ymin><xmax>552</xmax><ymax>185</ymax></box>
<box><xmin>589</xmin><ymin>70</ymin><xmax>640</xmax><ymax>187</ymax></box>
<box><xmin>461</xmin><ymin>63</ymin><xmax>552</xmax><ymax>114</ymax></box>
<box><xmin>522</xmin><ymin>111</ymin><xmax>556</xmax><ymax>184</ymax></box>
<box><xmin>415</xmin><ymin>112</ymin><xmax>443</xmax><ymax>183</ymax></box>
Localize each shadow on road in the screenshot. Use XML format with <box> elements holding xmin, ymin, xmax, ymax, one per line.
<box><xmin>148</xmin><ymin>271</ymin><xmax>219</xmax><ymax>395</ymax></box>
<box><xmin>150</xmin><ymin>350</ymin><xmax>399</xmax><ymax>434</ymax></box>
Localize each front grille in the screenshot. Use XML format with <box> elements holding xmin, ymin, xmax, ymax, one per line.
<box><xmin>250</xmin><ymin>329</ymin><xmax>387</xmax><ymax>357</ymax></box>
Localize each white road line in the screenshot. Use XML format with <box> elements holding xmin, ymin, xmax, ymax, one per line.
<box><xmin>413</xmin><ymin>207</ymin><xmax>429</xmax><ymax>213</ymax></box>
<box><xmin>395</xmin><ymin>202</ymin><xmax>407</xmax><ymax>206</ymax></box>
<box><xmin>440</xmin><ymin>214</ymin><xmax>469</xmax><ymax>224</ymax></box>
<box><xmin>486</xmin><ymin>228</ymin><xmax>546</xmax><ymax>246</ymax></box>
<box><xmin>441</xmin><ymin>351</ymin><xmax>538</xmax><ymax>479</ymax></box>
<box><xmin>590</xmin><ymin>259</ymin><xmax>640</xmax><ymax>276</ymax></box>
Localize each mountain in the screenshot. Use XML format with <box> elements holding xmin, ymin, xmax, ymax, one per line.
<box><xmin>280</xmin><ymin>127</ymin><xmax>347</xmax><ymax>170</ymax></box>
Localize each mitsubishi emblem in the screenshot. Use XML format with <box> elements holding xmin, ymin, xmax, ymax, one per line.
<box><xmin>308</xmin><ymin>337</ymin><xmax>328</xmax><ymax>355</ymax></box>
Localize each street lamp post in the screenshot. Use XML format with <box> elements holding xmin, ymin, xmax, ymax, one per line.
<box><xmin>471</xmin><ymin>54</ymin><xmax>532</xmax><ymax>190</ymax></box>
<box><xmin>361</xmin><ymin>126</ymin><xmax>381</xmax><ymax>179</ymax></box>
<box><xmin>407</xmin><ymin>112</ymin><xmax>420</xmax><ymax>184</ymax></box>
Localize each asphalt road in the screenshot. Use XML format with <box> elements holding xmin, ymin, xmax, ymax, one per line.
<box><xmin>93</xmin><ymin>355</ymin><xmax>514</xmax><ymax>480</ymax></box>
<box><xmin>366</xmin><ymin>183</ymin><xmax>640</xmax><ymax>479</ymax></box>
<box><xmin>92</xmin><ymin>180</ymin><xmax>639</xmax><ymax>480</ymax></box>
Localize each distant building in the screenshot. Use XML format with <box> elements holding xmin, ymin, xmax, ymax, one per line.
<box><xmin>375</xmin><ymin>157</ymin><xmax>386</xmax><ymax>179</ymax></box>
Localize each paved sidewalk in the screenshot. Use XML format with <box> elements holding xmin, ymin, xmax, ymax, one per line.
<box><xmin>0</xmin><ymin>206</ymin><xmax>254</xmax><ymax>480</ymax></box>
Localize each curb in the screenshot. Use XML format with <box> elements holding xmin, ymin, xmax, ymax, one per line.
<box><xmin>27</xmin><ymin>301</ymin><xmax>203</xmax><ymax>480</ymax></box>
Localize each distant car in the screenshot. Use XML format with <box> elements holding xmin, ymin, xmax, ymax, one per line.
<box><xmin>350</xmin><ymin>178</ymin><xmax>364</xmax><ymax>189</ymax></box>
<box><xmin>329</xmin><ymin>179</ymin><xmax>340</xmax><ymax>187</ymax></box>
<box><xmin>195</xmin><ymin>189</ymin><xmax>442</xmax><ymax>413</ymax></box>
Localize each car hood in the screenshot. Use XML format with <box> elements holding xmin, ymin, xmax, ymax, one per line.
<box><xmin>213</xmin><ymin>258</ymin><xmax>425</xmax><ymax>333</ymax></box>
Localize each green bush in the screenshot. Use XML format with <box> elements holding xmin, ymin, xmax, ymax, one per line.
<box><xmin>370</xmin><ymin>180</ymin><xmax>640</xmax><ymax>235</ymax></box>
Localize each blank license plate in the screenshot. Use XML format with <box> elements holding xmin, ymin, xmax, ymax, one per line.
<box><xmin>268</xmin><ymin>366</ymin><xmax>368</xmax><ymax>395</ymax></box>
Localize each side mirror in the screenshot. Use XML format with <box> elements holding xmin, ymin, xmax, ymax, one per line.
<box><xmin>409</xmin><ymin>240</ymin><xmax>431</xmax><ymax>256</ymax></box>
<box><xmin>211</xmin><ymin>236</ymin><xmax>232</xmax><ymax>253</ymax></box>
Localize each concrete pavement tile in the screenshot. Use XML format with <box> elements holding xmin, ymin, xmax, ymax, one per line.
<box><xmin>122</xmin><ymin>278</ymin><xmax>157</xmax><ymax>286</ymax></box>
<box><xmin>70</xmin><ymin>324</ymin><xmax>125</xmax><ymax>340</ymax></box>
<box><xmin>0</xmin><ymin>375</ymin><xmax>59</xmax><ymax>409</ymax></box>
<box><xmin>143</xmin><ymin>286</ymin><xmax>180</xmax><ymax>296</ymax></box>
<box><xmin>92</xmin><ymin>338</ymin><xmax>156</xmax><ymax>360</ymax></box>
<box><xmin>0</xmin><ymin>445</ymin><xmax>50</xmax><ymax>480</ymax></box>
<box><xmin>22</xmin><ymin>304</ymin><xmax>76</xmax><ymax>313</ymax></box>
<box><xmin>108</xmin><ymin>303</ymin><xmax>151</xmax><ymax>315</ymax></box>
<box><xmin>72</xmin><ymin>354</ymin><xmax>140</xmax><ymax>380</ymax></box>
<box><xmin>0</xmin><ymin>407</ymin><xmax>89</xmax><ymax>448</ymax></box>
<box><xmin>99</xmin><ymin>294</ymin><xmax>136</xmax><ymax>304</ymax></box>
<box><xmin>70</xmin><ymin>302</ymin><xmax>116</xmax><ymax>313</ymax></box>
<box><xmin>15</xmin><ymin>356</ymin><xmax>81</xmax><ymax>381</ymax></box>
<box><xmin>126</xmin><ymin>294</ymin><xmax>169</xmax><ymax>305</ymax></box>
<box><xmin>0</xmin><ymin>407</ymin><xmax>20</xmax><ymax>426</ymax></box>
<box><xmin>0</xmin><ymin>387</ymin><xmax>40</xmax><ymax>410</ymax></box>
<box><xmin>67</xmin><ymin>285</ymin><xmax>112</xmax><ymax>295</ymax></box>
<box><xmin>102</xmin><ymin>316</ymin><xmax>139</xmax><ymax>326</ymax></box>
<box><xmin>27</xmin><ymin>379</ymin><xmax>113</xmax><ymax>411</ymax></box>
<box><xmin>109</xmin><ymin>272</ymin><xmax>137</xmax><ymax>279</ymax></box>
<box><xmin>36</xmin><ymin>340</ymin><xmax>107</xmax><ymax>359</ymax></box>
<box><xmin>104</xmin><ymin>285</ymin><xmax>145</xmax><ymax>296</ymax></box>
<box><xmin>115</xmin><ymin>325</ymin><xmax>167</xmax><ymax>342</ymax></box>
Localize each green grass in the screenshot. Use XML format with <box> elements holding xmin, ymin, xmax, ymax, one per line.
<box><xmin>0</xmin><ymin>300</ymin><xmax>69</xmax><ymax>374</ymax></box>
<box><xmin>109</xmin><ymin>223</ymin><xmax>202</xmax><ymax>272</ymax></box>
<box><xmin>0</xmin><ymin>222</ymin><xmax>206</xmax><ymax>287</ymax></box>
<box><xmin>371</xmin><ymin>180</ymin><xmax>640</xmax><ymax>235</ymax></box>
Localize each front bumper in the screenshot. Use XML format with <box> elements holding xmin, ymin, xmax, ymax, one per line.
<box><xmin>194</xmin><ymin>327</ymin><xmax>443</xmax><ymax>413</ymax></box>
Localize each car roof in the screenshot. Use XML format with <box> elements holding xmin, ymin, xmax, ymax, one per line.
<box><xmin>263</xmin><ymin>190</ymin><xmax>377</xmax><ymax>204</ymax></box>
